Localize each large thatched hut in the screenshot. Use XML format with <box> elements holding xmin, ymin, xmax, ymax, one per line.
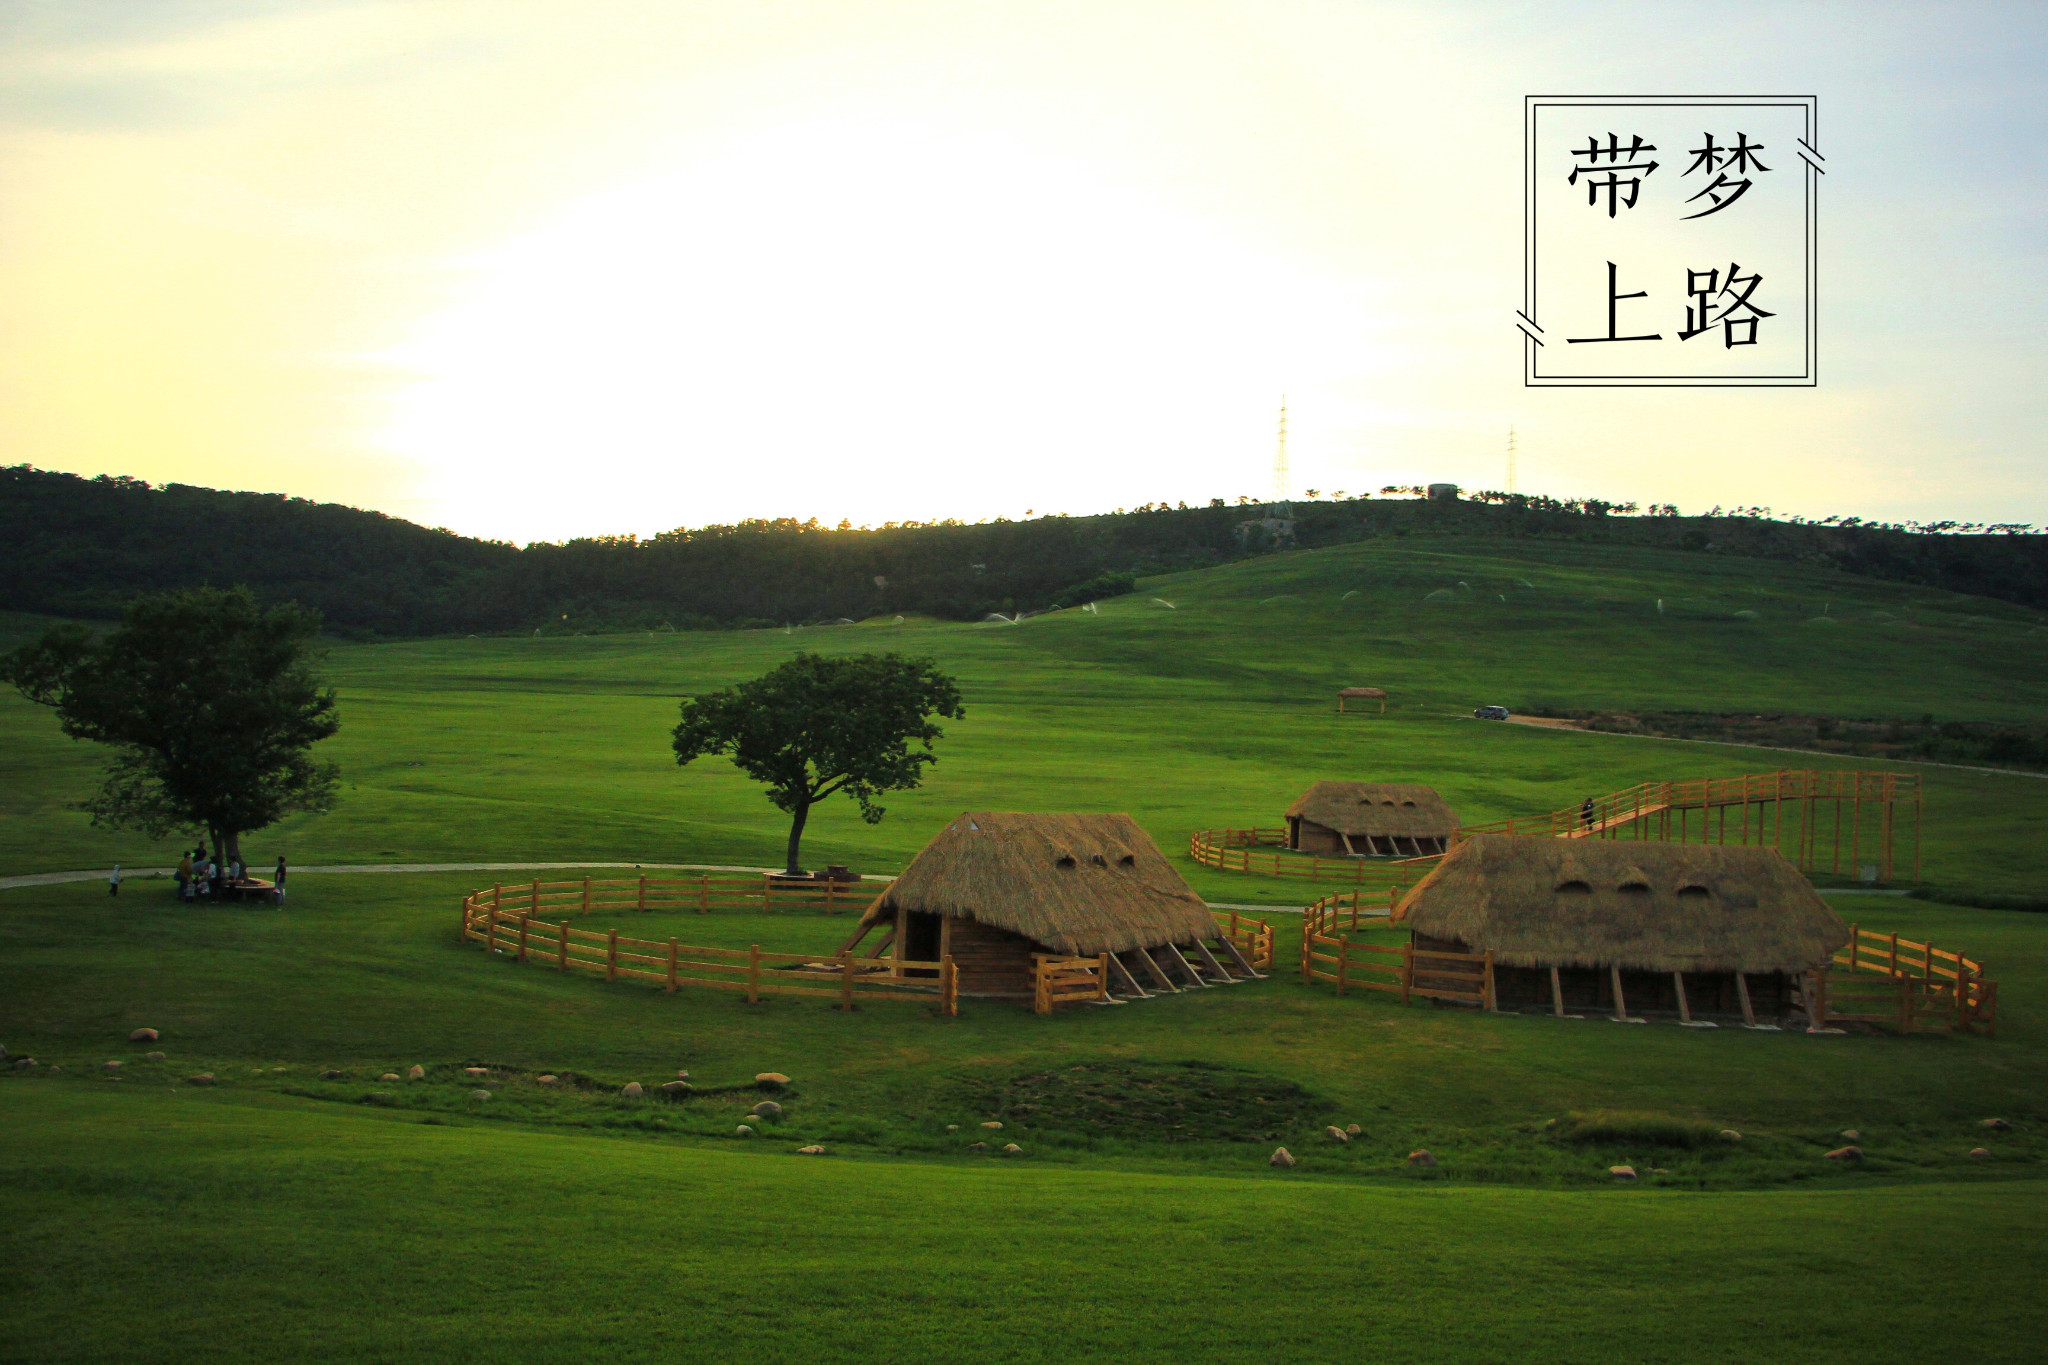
<box><xmin>1286</xmin><ymin>781</ymin><xmax>1458</xmax><ymax>857</ymax></box>
<box><xmin>1392</xmin><ymin>833</ymin><xmax>1848</xmax><ymax>1022</ymax></box>
<box><xmin>849</xmin><ymin>812</ymin><xmax>1233</xmax><ymax>999</ymax></box>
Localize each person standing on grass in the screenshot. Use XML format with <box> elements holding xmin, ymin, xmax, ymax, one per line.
<box><xmin>273</xmin><ymin>856</ymin><xmax>288</xmax><ymax>907</ymax></box>
<box><xmin>108</xmin><ymin>864</ymin><xmax>121</xmax><ymax>897</ymax></box>
<box><xmin>175</xmin><ymin>852</ymin><xmax>192</xmax><ymax>898</ymax></box>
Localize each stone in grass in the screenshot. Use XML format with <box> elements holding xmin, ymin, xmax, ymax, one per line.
<box><xmin>755</xmin><ymin>1072</ymin><xmax>790</xmax><ymax>1090</ymax></box>
<box><xmin>104</xmin><ymin>1060</ymin><xmax>123</xmax><ymax>1070</ymax></box>
<box><xmin>981</xmin><ymin>1121</ymin><xmax>1004</xmax><ymax>1130</ymax></box>
<box><xmin>380</xmin><ymin>1073</ymin><xmax>401</xmax><ymax>1082</ymax></box>
<box><xmin>736</xmin><ymin>1125</ymin><xmax>755</xmax><ymax>1137</ymax></box>
<box><xmin>146</xmin><ymin>1053</ymin><xmax>166</xmax><ymax>1063</ymax></box>
<box><xmin>1719</xmin><ymin>1130</ymin><xmax>1743</xmax><ymax>1142</ymax></box>
<box><xmin>750</xmin><ymin>1100</ymin><xmax>782</xmax><ymax>1119</ymax></box>
<box><xmin>187</xmin><ymin>1073</ymin><xmax>215</xmax><ymax>1086</ymax></box>
<box><xmin>620</xmin><ymin>1082</ymin><xmax>644</xmax><ymax>1099</ymax></box>
<box><xmin>537</xmin><ymin>1075</ymin><xmax>559</xmax><ymax>1085</ymax></box>
<box><xmin>945</xmin><ymin>1124</ymin><xmax>960</xmax><ymax>1132</ymax></box>
<box><xmin>1970</xmin><ymin>1148</ymin><xmax>1993</xmax><ymax>1158</ymax></box>
<box><xmin>1840</xmin><ymin>1129</ymin><xmax>1862</xmax><ymax>1141</ymax></box>
<box><xmin>464</xmin><ymin>1067</ymin><xmax>489</xmax><ymax>1077</ymax></box>
<box><xmin>1824</xmin><ymin>1146</ymin><xmax>1864</xmax><ymax>1161</ymax></box>
<box><xmin>967</xmin><ymin>1142</ymin><xmax>988</xmax><ymax>1153</ymax></box>
<box><xmin>1269</xmin><ymin>1147</ymin><xmax>1296</xmax><ymax>1168</ymax></box>
<box><xmin>11</xmin><ymin>1058</ymin><xmax>34</xmax><ymax>1070</ymax></box>
<box><xmin>129</xmin><ymin>1028</ymin><xmax>159</xmax><ymax>1043</ymax></box>
<box><xmin>407</xmin><ymin>1065</ymin><xmax>425</xmax><ymax>1081</ymax></box>
<box><xmin>1980</xmin><ymin>1118</ymin><xmax>2013</xmax><ymax>1132</ymax></box>
<box><xmin>320</xmin><ymin>1069</ymin><xmax>344</xmax><ymax>1080</ymax></box>
<box><xmin>1611</xmin><ymin>1166</ymin><xmax>1638</xmax><ymax>1180</ymax></box>
<box><xmin>660</xmin><ymin>1080</ymin><xmax>692</xmax><ymax>1098</ymax></box>
<box><xmin>471</xmin><ymin>1090</ymin><xmax>491</xmax><ymax>1102</ymax></box>
<box><xmin>797</xmin><ymin>1145</ymin><xmax>826</xmax><ymax>1156</ymax></box>
<box><xmin>1002</xmin><ymin>1144</ymin><xmax>1023</xmax><ymax>1156</ymax></box>
<box><xmin>1345</xmin><ymin>1124</ymin><xmax>1363</xmax><ymax>1137</ymax></box>
<box><xmin>1406</xmin><ymin>1150</ymin><xmax>1437</xmax><ymax>1168</ymax></box>
<box><xmin>675</xmin><ymin>1070</ymin><xmax>691</xmax><ymax>1080</ymax></box>
<box><xmin>1324</xmin><ymin>1126</ymin><xmax>1349</xmax><ymax>1143</ymax></box>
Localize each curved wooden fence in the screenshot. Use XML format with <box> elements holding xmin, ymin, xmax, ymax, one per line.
<box><xmin>459</xmin><ymin>877</ymin><xmax>957</xmax><ymax>1013</ymax></box>
<box><xmin>1298</xmin><ymin>890</ymin><xmax>1495</xmax><ymax>1008</ymax></box>
<box><xmin>1188</xmin><ymin>828</ymin><xmax>1439</xmax><ymax>889</ymax></box>
<box><xmin>1823</xmin><ymin>924</ymin><xmax>1996</xmax><ymax>1034</ymax></box>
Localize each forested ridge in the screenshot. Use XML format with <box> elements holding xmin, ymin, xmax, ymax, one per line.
<box><xmin>5</xmin><ymin>464</ymin><xmax>2044</xmax><ymax>637</ymax></box>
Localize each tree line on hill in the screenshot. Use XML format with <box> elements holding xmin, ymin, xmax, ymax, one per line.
<box><xmin>4</xmin><ymin>463</ymin><xmax>2044</xmax><ymax>638</ymax></box>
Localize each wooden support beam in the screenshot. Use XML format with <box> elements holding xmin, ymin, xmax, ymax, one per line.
<box><xmin>1215</xmin><ymin>933</ymin><xmax>1265</xmax><ymax>979</ymax></box>
<box><xmin>1673</xmin><ymin>971</ymin><xmax>1691</xmax><ymax>1023</ymax></box>
<box><xmin>1132</xmin><ymin>947</ymin><xmax>1179</xmax><ymax>993</ymax></box>
<box><xmin>1734</xmin><ymin>971</ymin><xmax>1756</xmax><ymax>1027</ymax></box>
<box><xmin>1161</xmin><ymin>943</ymin><xmax>1210</xmax><ymax>988</ymax></box>
<box><xmin>1106</xmin><ymin>952</ymin><xmax>1151</xmax><ymax>999</ymax></box>
<box><xmin>1191</xmin><ymin>939</ymin><xmax>1236</xmax><ymax>983</ymax></box>
<box><xmin>1549</xmin><ymin>965</ymin><xmax>1565</xmax><ymax>1018</ymax></box>
<box><xmin>1609</xmin><ymin>965</ymin><xmax>1632</xmax><ymax>1022</ymax></box>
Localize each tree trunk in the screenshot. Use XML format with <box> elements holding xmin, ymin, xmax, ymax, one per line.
<box><xmin>225</xmin><ymin>831</ymin><xmax>243</xmax><ymax>867</ymax></box>
<box><xmin>784</xmin><ymin>800</ymin><xmax>811</xmax><ymax>876</ymax></box>
<box><xmin>208</xmin><ymin>826</ymin><xmax>225</xmax><ymax>867</ymax></box>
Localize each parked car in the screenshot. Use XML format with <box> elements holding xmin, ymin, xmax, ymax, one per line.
<box><xmin>1473</xmin><ymin>705</ymin><xmax>1510</xmax><ymax>720</ymax></box>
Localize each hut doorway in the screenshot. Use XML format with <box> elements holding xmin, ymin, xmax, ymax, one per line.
<box><xmin>901</xmin><ymin>910</ymin><xmax>944</xmax><ymax>964</ymax></box>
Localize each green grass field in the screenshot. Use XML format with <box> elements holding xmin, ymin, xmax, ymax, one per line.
<box><xmin>4</xmin><ymin>536</ymin><xmax>2046</xmax><ymax>1361</ymax></box>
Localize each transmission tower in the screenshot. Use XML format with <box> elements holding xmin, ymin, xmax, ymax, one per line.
<box><xmin>1506</xmin><ymin>425</ymin><xmax>1518</xmax><ymax>497</ymax></box>
<box><xmin>1272</xmin><ymin>396</ymin><xmax>1290</xmax><ymax>503</ymax></box>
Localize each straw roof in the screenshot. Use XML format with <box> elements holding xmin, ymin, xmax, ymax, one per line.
<box><xmin>862</xmin><ymin>813</ymin><xmax>1218</xmax><ymax>956</ymax></box>
<box><xmin>1392</xmin><ymin>833</ymin><xmax>1848</xmax><ymax>974</ymax></box>
<box><xmin>1285</xmin><ymin>781</ymin><xmax>1458</xmax><ymax>838</ymax></box>
<box><xmin>1338</xmin><ymin>687</ymin><xmax>1388</xmax><ymax>699</ymax></box>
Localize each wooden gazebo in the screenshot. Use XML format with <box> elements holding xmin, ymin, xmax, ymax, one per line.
<box><xmin>1337</xmin><ymin>686</ymin><xmax>1387</xmax><ymax>714</ymax></box>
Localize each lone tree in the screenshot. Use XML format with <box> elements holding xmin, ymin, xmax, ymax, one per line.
<box><xmin>673</xmin><ymin>651</ymin><xmax>964</xmax><ymax>876</ymax></box>
<box><xmin>2</xmin><ymin>586</ymin><xmax>341</xmax><ymax>864</ymax></box>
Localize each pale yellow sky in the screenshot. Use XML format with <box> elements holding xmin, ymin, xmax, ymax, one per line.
<box><xmin>2</xmin><ymin>1</ymin><xmax>2043</xmax><ymax>542</ymax></box>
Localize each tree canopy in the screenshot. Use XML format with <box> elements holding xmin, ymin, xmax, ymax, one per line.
<box><xmin>2</xmin><ymin>586</ymin><xmax>341</xmax><ymax>861</ymax></box>
<box><xmin>672</xmin><ymin>652</ymin><xmax>964</xmax><ymax>875</ymax></box>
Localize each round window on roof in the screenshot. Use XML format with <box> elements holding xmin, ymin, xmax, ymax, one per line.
<box><xmin>1118</xmin><ymin>854</ymin><xmax>1135</xmax><ymax>866</ymax></box>
<box><xmin>1556</xmin><ymin>879</ymin><xmax>1592</xmax><ymax>895</ymax></box>
<box><xmin>1677</xmin><ymin>883</ymin><xmax>1712</xmax><ymax>901</ymax></box>
<box><xmin>1402</xmin><ymin>800</ymin><xmax>1416</xmax><ymax>807</ymax></box>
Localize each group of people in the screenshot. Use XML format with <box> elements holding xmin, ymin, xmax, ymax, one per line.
<box><xmin>168</xmin><ymin>849</ymin><xmax>289</xmax><ymax>906</ymax></box>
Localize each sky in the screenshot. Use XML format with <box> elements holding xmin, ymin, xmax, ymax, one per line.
<box><xmin>2</xmin><ymin>0</ymin><xmax>2043</xmax><ymax>544</ymax></box>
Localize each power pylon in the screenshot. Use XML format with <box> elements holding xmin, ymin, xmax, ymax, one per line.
<box><xmin>1506</xmin><ymin>425</ymin><xmax>1518</xmax><ymax>497</ymax></box>
<box><xmin>1272</xmin><ymin>396</ymin><xmax>1290</xmax><ymax>503</ymax></box>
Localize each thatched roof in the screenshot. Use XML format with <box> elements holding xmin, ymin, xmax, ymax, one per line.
<box><xmin>1392</xmin><ymin>833</ymin><xmax>1848</xmax><ymax>974</ymax></box>
<box><xmin>1285</xmin><ymin>781</ymin><xmax>1458</xmax><ymax>838</ymax></box>
<box><xmin>1338</xmin><ymin>687</ymin><xmax>1388</xmax><ymax>699</ymax></box>
<box><xmin>862</xmin><ymin>813</ymin><xmax>1218</xmax><ymax>956</ymax></box>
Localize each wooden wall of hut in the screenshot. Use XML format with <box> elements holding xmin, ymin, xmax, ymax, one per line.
<box><xmin>941</xmin><ymin>916</ymin><xmax>1041</xmax><ymax>998</ymax></box>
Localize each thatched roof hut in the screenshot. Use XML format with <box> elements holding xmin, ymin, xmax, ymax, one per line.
<box><xmin>1392</xmin><ymin>833</ymin><xmax>1848</xmax><ymax>1020</ymax></box>
<box><xmin>856</xmin><ymin>813</ymin><xmax>1220</xmax><ymax>997</ymax></box>
<box><xmin>1285</xmin><ymin>781</ymin><xmax>1458</xmax><ymax>857</ymax></box>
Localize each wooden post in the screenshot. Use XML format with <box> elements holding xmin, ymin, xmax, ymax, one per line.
<box><xmin>1734</xmin><ymin>971</ymin><xmax>1755</xmax><ymax>1026</ymax></box>
<box><xmin>839</xmin><ymin>952</ymin><xmax>855</xmax><ymax>1011</ymax></box>
<box><xmin>637</xmin><ymin>875</ymin><xmax>647</xmax><ymax>911</ymax></box>
<box><xmin>517</xmin><ymin>915</ymin><xmax>531</xmax><ymax>962</ymax></box>
<box><xmin>666</xmin><ymin>938</ymin><xmax>678</xmax><ymax>992</ymax></box>
<box><xmin>1335</xmin><ymin>937</ymin><xmax>1350</xmax><ymax>997</ymax></box>
<box><xmin>485</xmin><ymin>909</ymin><xmax>498</xmax><ymax>956</ymax></box>
<box><xmin>1034</xmin><ymin>959</ymin><xmax>1050</xmax><ymax>1015</ymax></box>
<box><xmin>1098</xmin><ymin>953</ymin><xmax>1110</xmax><ymax>1001</ymax></box>
<box><xmin>493</xmin><ymin>882</ymin><xmax>502</xmax><ymax>916</ymax></box>
<box><xmin>557</xmin><ymin>920</ymin><xmax>569</xmax><ymax>971</ymax></box>
<box><xmin>762</xmin><ymin>876</ymin><xmax>772</xmax><ymax>914</ymax></box>
<box><xmin>1672</xmin><ymin>971</ymin><xmax>1690</xmax><ymax>1023</ymax></box>
<box><xmin>1549</xmin><ymin>965</ymin><xmax>1565</xmax><ymax>1018</ymax></box>
<box><xmin>1483</xmin><ymin>950</ymin><xmax>1496</xmax><ymax>1013</ymax></box>
<box><xmin>1610</xmin><ymin>966</ymin><xmax>1628</xmax><ymax>1022</ymax></box>
<box><xmin>698</xmin><ymin>874</ymin><xmax>709</xmax><ymax>914</ymax></box>
<box><xmin>459</xmin><ymin>895</ymin><xmax>472</xmax><ymax>942</ymax></box>
<box><xmin>941</xmin><ymin>955</ymin><xmax>957</xmax><ymax>1016</ymax></box>
<box><xmin>582</xmin><ymin>877</ymin><xmax>591</xmax><ymax>913</ymax></box>
<box><xmin>606</xmin><ymin>928</ymin><xmax>618</xmax><ymax>983</ymax></box>
<box><xmin>1888</xmin><ymin>931</ymin><xmax>1899</xmax><ymax>977</ymax></box>
<box><xmin>1914</xmin><ymin>784</ymin><xmax>1923</xmax><ymax>883</ymax></box>
<box><xmin>1846</xmin><ymin>923</ymin><xmax>1858</xmax><ymax>972</ymax></box>
<box><xmin>530</xmin><ymin>879</ymin><xmax>540</xmax><ymax>916</ymax></box>
<box><xmin>747</xmin><ymin>944</ymin><xmax>761</xmax><ymax>1004</ymax></box>
<box><xmin>1400</xmin><ymin>942</ymin><xmax>1413</xmax><ymax>1005</ymax></box>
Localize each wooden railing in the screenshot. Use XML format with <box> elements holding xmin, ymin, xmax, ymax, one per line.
<box><xmin>1823</xmin><ymin>924</ymin><xmax>1996</xmax><ymax>1034</ymax></box>
<box><xmin>1299</xmin><ymin>891</ymin><xmax>1495</xmax><ymax>1010</ymax></box>
<box><xmin>1188</xmin><ymin>828</ymin><xmax>1441</xmax><ymax>887</ymax></box>
<box><xmin>464</xmin><ymin>873</ymin><xmax>876</xmax><ymax>925</ymax></box>
<box><xmin>459</xmin><ymin>888</ymin><xmax>956</xmax><ymax>1014</ymax></box>
<box><xmin>1215</xmin><ymin>910</ymin><xmax>1275</xmax><ymax>970</ymax></box>
<box><xmin>1457</xmin><ymin>769</ymin><xmax>1924</xmax><ymax>880</ymax></box>
<box><xmin>1033</xmin><ymin>953</ymin><xmax>1108</xmax><ymax>1014</ymax></box>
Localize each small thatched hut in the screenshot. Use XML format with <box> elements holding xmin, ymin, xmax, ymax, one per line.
<box><xmin>1392</xmin><ymin>834</ymin><xmax>1849</xmax><ymax>1022</ymax></box>
<box><xmin>1337</xmin><ymin>686</ymin><xmax>1388</xmax><ymax>714</ymax></box>
<box><xmin>1286</xmin><ymin>781</ymin><xmax>1458</xmax><ymax>857</ymax></box>
<box><xmin>851</xmin><ymin>813</ymin><xmax>1227</xmax><ymax>999</ymax></box>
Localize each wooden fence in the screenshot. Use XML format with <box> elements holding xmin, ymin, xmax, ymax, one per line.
<box><xmin>1298</xmin><ymin>891</ymin><xmax>1495</xmax><ymax>1009</ymax></box>
<box><xmin>1821</xmin><ymin>924</ymin><xmax>1996</xmax><ymax>1034</ymax></box>
<box><xmin>1215</xmin><ymin>909</ymin><xmax>1276</xmax><ymax>971</ymax></box>
<box><xmin>464</xmin><ymin>873</ymin><xmax>876</xmax><ymax>926</ymax></box>
<box><xmin>459</xmin><ymin>888</ymin><xmax>957</xmax><ymax>1014</ymax></box>
<box><xmin>1188</xmin><ymin>828</ymin><xmax>1439</xmax><ymax>890</ymax></box>
<box><xmin>1033</xmin><ymin>954</ymin><xmax>1109</xmax><ymax>1013</ymax></box>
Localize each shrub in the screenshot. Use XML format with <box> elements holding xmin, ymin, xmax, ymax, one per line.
<box><xmin>1553</xmin><ymin>1110</ymin><xmax>1721</xmax><ymax>1148</ymax></box>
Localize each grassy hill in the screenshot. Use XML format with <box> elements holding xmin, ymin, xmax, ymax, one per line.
<box><xmin>4</xmin><ymin>532</ymin><xmax>2045</xmax><ymax>1361</ymax></box>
